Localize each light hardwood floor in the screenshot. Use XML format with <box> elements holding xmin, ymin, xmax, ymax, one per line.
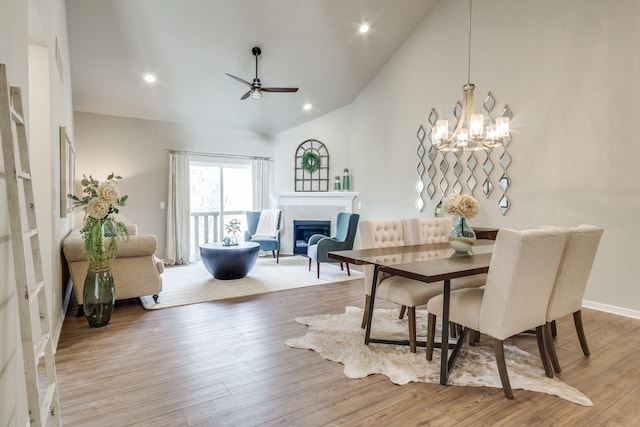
<box><xmin>55</xmin><ymin>277</ymin><xmax>640</xmax><ymax>426</ymax></box>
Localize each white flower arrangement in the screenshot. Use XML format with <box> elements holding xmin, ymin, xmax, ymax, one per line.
<box><xmin>68</xmin><ymin>173</ymin><xmax>129</xmax><ymax>263</ymax></box>
<box><xmin>441</xmin><ymin>194</ymin><xmax>479</xmax><ymax>219</ymax></box>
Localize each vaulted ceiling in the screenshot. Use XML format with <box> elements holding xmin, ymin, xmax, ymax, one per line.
<box><xmin>65</xmin><ymin>0</ymin><xmax>438</xmax><ymax>135</ymax></box>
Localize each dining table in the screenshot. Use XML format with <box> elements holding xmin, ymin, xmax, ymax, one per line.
<box><xmin>328</xmin><ymin>240</ymin><xmax>494</xmax><ymax>385</ymax></box>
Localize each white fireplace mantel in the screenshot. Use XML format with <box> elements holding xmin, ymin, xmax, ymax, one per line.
<box><xmin>270</xmin><ymin>191</ymin><xmax>359</xmax><ymax>212</ymax></box>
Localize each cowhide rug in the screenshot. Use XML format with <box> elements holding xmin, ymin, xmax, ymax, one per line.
<box><xmin>285</xmin><ymin>306</ymin><xmax>592</xmax><ymax>406</ymax></box>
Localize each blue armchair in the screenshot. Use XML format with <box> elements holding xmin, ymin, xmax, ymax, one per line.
<box><xmin>244</xmin><ymin>210</ymin><xmax>282</xmax><ymax>263</ymax></box>
<box><xmin>307</xmin><ymin>212</ymin><xmax>360</xmax><ymax>278</ymax></box>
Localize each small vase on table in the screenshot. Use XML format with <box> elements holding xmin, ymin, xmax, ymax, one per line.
<box><xmin>449</xmin><ymin>216</ymin><xmax>477</xmax><ymax>253</ymax></box>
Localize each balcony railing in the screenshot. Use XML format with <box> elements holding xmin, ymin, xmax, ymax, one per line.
<box><xmin>191</xmin><ymin>210</ymin><xmax>245</xmax><ymax>258</ymax></box>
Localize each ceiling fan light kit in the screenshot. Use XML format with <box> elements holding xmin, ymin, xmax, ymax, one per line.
<box><xmin>226</xmin><ymin>46</ymin><xmax>298</xmax><ymax>100</ymax></box>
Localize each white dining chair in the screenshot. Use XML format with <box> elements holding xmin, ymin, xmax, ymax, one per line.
<box><xmin>543</xmin><ymin>224</ymin><xmax>603</xmax><ymax>374</ymax></box>
<box><xmin>425</xmin><ymin>228</ymin><xmax>567</xmax><ymax>399</ymax></box>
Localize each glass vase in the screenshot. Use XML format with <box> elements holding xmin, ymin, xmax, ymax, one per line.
<box><xmin>449</xmin><ymin>217</ymin><xmax>476</xmax><ymax>253</ymax></box>
<box><xmin>83</xmin><ymin>259</ymin><xmax>115</xmax><ymax>328</ymax></box>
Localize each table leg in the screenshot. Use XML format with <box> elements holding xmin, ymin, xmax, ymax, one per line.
<box><xmin>440</xmin><ymin>279</ymin><xmax>451</xmax><ymax>385</ymax></box>
<box><xmin>364</xmin><ymin>265</ymin><xmax>380</xmax><ymax>345</ymax></box>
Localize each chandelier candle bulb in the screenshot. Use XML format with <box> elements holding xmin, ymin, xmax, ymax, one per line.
<box><xmin>496</xmin><ymin>116</ymin><xmax>509</xmax><ymax>137</ymax></box>
<box><xmin>470</xmin><ymin>114</ymin><xmax>484</xmax><ymax>137</ymax></box>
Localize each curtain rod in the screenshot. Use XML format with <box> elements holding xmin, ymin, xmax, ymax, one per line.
<box><xmin>166</xmin><ymin>149</ymin><xmax>272</xmax><ymax>161</ymax></box>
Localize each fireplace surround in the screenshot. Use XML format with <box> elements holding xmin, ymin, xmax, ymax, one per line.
<box><xmin>270</xmin><ymin>192</ymin><xmax>359</xmax><ymax>254</ymax></box>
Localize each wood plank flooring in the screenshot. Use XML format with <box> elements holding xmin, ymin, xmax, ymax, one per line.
<box><xmin>55</xmin><ymin>277</ymin><xmax>640</xmax><ymax>426</ymax></box>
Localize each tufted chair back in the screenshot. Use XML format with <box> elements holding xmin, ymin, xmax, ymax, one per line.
<box><xmin>405</xmin><ymin>217</ymin><xmax>453</xmax><ymax>245</ymax></box>
<box><xmin>359</xmin><ymin>219</ymin><xmax>407</xmax><ymax>295</ymax></box>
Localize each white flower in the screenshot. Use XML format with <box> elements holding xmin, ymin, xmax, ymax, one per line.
<box><xmin>441</xmin><ymin>194</ymin><xmax>479</xmax><ymax>219</ymax></box>
<box><xmin>97</xmin><ymin>181</ymin><xmax>120</xmax><ymax>204</ymax></box>
<box><xmin>86</xmin><ymin>198</ymin><xmax>109</xmax><ymax>219</ymax></box>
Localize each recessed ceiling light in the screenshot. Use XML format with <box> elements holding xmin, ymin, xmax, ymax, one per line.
<box><xmin>303</xmin><ymin>103</ymin><xmax>312</xmax><ymax>111</ymax></box>
<box><xmin>143</xmin><ymin>73</ymin><xmax>157</xmax><ymax>83</ymax></box>
<box><xmin>359</xmin><ymin>23</ymin><xmax>370</xmax><ymax>33</ymax></box>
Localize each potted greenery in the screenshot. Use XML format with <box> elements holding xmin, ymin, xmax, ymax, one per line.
<box><xmin>224</xmin><ymin>218</ymin><xmax>242</xmax><ymax>246</ymax></box>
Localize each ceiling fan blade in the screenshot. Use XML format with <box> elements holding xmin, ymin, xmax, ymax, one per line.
<box><xmin>261</xmin><ymin>87</ymin><xmax>299</xmax><ymax>93</ymax></box>
<box><xmin>225</xmin><ymin>73</ymin><xmax>254</xmax><ymax>88</ymax></box>
<box><xmin>240</xmin><ymin>90</ymin><xmax>252</xmax><ymax>100</ymax></box>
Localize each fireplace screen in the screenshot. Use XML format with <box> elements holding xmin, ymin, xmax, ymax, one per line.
<box><xmin>293</xmin><ymin>220</ymin><xmax>331</xmax><ymax>255</ymax></box>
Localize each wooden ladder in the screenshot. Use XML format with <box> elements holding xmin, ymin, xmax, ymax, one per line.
<box><xmin>0</xmin><ymin>63</ymin><xmax>62</xmax><ymax>426</ymax></box>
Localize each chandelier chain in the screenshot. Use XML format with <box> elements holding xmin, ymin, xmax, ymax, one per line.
<box><xmin>467</xmin><ymin>0</ymin><xmax>472</xmax><ymax>85</ymax></box>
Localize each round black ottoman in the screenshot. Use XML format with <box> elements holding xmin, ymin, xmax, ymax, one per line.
<box><xmin>199</xmin><ymin>242</ymin><xmax>260</xmax><ymax>280</ymax></box>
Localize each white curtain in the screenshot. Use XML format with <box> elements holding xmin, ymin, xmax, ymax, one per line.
<box><xmin>165</xmin><ymin>152</ymin><xmax>191</xmax><ymax>265</ymax></box>
<box><xmin>252</xmin><ymin>158</ymin><xmax>272</xmax><ymax>210</ymax></box>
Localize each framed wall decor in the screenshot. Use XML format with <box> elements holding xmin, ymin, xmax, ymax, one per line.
<box><xmin>59</xmin><ymin>126</ymin><xmax>75</xmax><ymax>217</ymax></box>
<box><xmin>294</xmin><ymin>139</ymin><xmax>330</xmax><ymax>192</ymax></box>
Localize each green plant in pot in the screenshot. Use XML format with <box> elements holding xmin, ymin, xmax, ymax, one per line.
<box><xmin>68</xmin><ymin>173</ymin><xmax>129</xmax><ymax>327</ymax></box>
<box><xmin>225</xmin><ymin>218</ymin><xmax>242</xmax><ymax>245</ymax></box>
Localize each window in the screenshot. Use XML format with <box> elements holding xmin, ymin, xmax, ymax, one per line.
<box><xmin>190</xmin><ymin>159</ymin><xmax>252</xmax><ymax>256</ymax></box>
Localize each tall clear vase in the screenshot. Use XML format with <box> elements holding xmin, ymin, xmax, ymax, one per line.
<box><xmin>449</xmin><ymin>216</ymin><xmax>476</xmax><ymax>253</ymax></box>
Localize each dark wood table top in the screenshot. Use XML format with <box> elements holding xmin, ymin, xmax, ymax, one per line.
<box><xmin>328</xmin><ymin>239</ymin><xmax>494</xmax><ymax>268</ymax></box>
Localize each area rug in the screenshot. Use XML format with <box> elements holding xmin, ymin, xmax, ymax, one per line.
<box><xmin>140</xmin><ymin>255</ymin><xmax>363</xmax><ymax>310</ymax></box>
<box><xmin>285</xmin><ymin>306</ymin><xmax>592</xmax><ymax>406</ymax></box>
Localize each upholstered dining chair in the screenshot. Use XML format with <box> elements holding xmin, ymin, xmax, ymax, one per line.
<box><xmin>425</xmin><ymin>228</ymin><xmax>567</xmax><ymax>399</ymax></box>
<box><xmin>307</xmin><ymin>212</ymin><xmax>360</xmax><ymax>279</ymax></box>
<box><xmin>359</xmin><ymin>217</ymin><xmax>486</xmax><ymax>353</ymax></box>
<box><xmin>543</xmin><ymin>224</ymin><xmax>603</xmax><ymax>374</ymax></box>
<box><xmin>244</xmin><ymin>209</ymin><xmax>282</xmax><ymax>262</ymax></box>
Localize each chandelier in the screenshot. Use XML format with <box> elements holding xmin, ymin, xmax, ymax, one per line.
<box><xmin>430</xmin><ymin>0</ymin><xmax>511</xmax><ymax>152</ymax></box>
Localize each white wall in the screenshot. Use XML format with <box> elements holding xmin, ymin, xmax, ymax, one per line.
<box><xmin>343</xmin><ymin>0</ymin><xmax>640</xmax><ymax>312</ymax></box>
<box><xmin>273</xmin><ymin>104</ymin><xmax>354</xmax><ymax>192</ymax></box>
<box><xmin>1</xmin><ymin>0</ymin><xmax>74</xmax><ymax>424</ymax></box>
<box><xmin>72</xmin><ymin>112</ymin><xmax>275</xmax><ymax>258</ymax></box>
<box><xmin>1</xmin><ymin>1</ymin><xmax>29</xmax><ymax>424</ymax></box>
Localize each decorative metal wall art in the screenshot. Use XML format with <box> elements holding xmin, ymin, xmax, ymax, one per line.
<box><xmin>295</xmin><ymin>139</ymin><xmax>330</xmax><ymax>192</ymax></box>
<box><xmin>416</xmin><ymin>96</ymin><xmax>513</xmax><ymax>215</ymax></box>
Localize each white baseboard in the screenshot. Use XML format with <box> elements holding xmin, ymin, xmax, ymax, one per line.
<box><xmin>583</xmin><ymin>299</ymin><xmax>640</xmax><ymax>320</ymax></box>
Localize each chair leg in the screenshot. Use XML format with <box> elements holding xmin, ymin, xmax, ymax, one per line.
<box><xmin>469</xmin><ymin>330</ymin><xmax>479</xmax><ymax>346</ymax></box>
<box><xmin>316</xmin><ymin>262</ymin><xmax>320</xmax><ymax>279</ymax></box>
<box><xmin>544</xmin><ymin>322</ymin><xmax>562</xmax><ymax>374</ymax></box>
<box><xmin>536</xmin><ymin>325</ymin><xmax>554</xmax><ymax>378</ymax></box>
<box><xmin>76</xmin><ymin>305</ymin><xmax>84</xmax><ymax>317</ymax></box>
<box><xmin>573</xmin><ymin>310</ymin><xmax>590</xmax><ymax>356</ymax></box>
<box><xmin>551</xmin><ymin>319</ymin><xmax>557</xmax><ymax>337</ymax></box>
<box><xmin>426</xmin><ymin>313</ymin><xmax>437</xmax><ymax>361</ymax></box>
<box><xmin>399</xmin><ymin>305</ymin><xmax>406</xmax><ymax>319</ymax></box>
<box><xmin>346</xmin><ymin>263</ymin><xmax>351</xmax><ymax>276</ymax></box>
<box><xmin>340</xmin><ymin>262</ymin><xmax>344</xmax><ymax>271</ymax></box>
<box><xmin>408</xmin><ymin>307</ymin><xmax>417</xmax><ymax>353</ymax></box>
<box><xmin>308</xmin><ymin>257</ymin><xmax>311</xmax><ymax>271</ymax></box>
<box><xmin>272</xmin><ymin>250</ymin><xmax>276</xmax><ymax>259</ymax></box>
<box><xmin>361</xmin><ymin>295</ymin><xmax>371</xmax><ymax>329</ymax></box>
<box><xmin>493</xmin><ymin>338</ymin><xmax>514</xmax><ymax>399</ymax></box>
<box><xmin>450</xmin><ymin>322</ymin><xmax>458</xmax><ymax>338</ymax></box>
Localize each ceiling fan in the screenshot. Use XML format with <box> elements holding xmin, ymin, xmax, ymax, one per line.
<box><xmin>226</xmin><ymin>47</ymin><xmax>299</xmax><ymax>100</ymax></box>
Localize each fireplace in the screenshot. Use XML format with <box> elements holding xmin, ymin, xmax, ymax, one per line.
<box><xmin>293</xmin><ymin>220</ymin><xmax>331</xmax><ymax>255</ymax></box>
<box><xmin>270</xmin><ymin>191</ymin><xmax>359</xmax><ymax>254</ymax></box>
